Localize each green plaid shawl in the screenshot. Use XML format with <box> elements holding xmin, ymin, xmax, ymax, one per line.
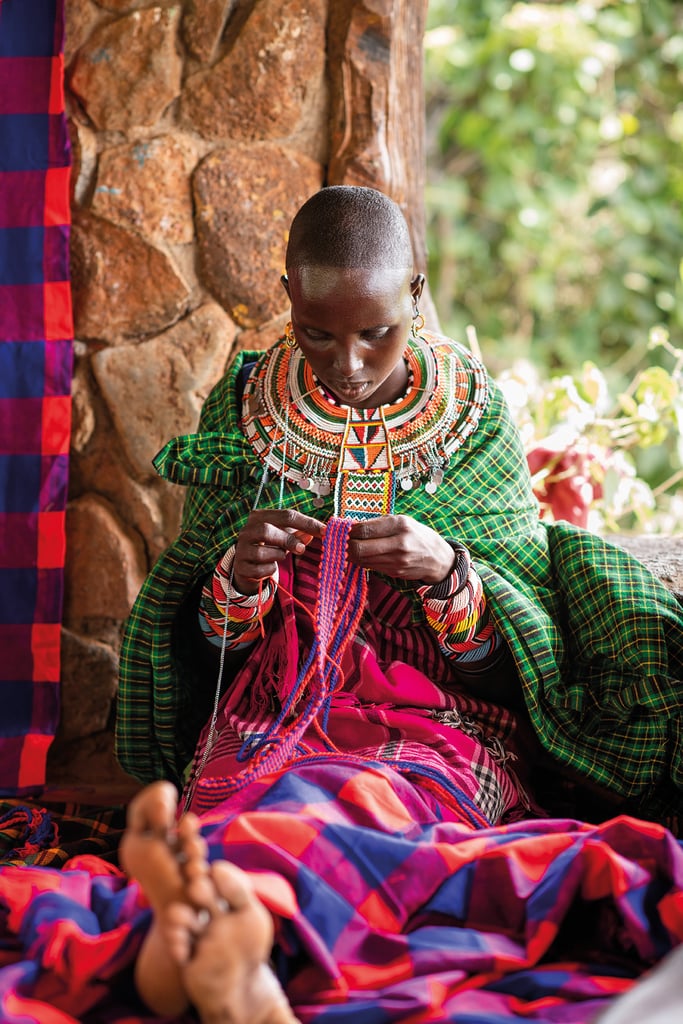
<box><xmin>116</xmin><ymin>343</ymin><xmax>683</xmax><ymax>821</ymax></box>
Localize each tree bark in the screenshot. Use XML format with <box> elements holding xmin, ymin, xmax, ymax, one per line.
<box><xmin>327</xmin><ymin>0</ymin><xmax>439</xmax><ymax>328</ymax></box>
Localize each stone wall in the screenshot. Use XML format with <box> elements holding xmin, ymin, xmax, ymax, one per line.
<box><xmin>52</xmin><ymin>0</ymin><xmax>430</xmax><ymax>794</ymax></box>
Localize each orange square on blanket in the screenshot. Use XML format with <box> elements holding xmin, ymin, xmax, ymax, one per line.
<box><xmin>18</xmin><ymin>734</ymin><xmax>53</xmax><ymax>789</ymax></box>
<box><xmin>337</xmin><ymin>768</ymin><xmax>415</xmax><ymax>832</ymax></box>
<box><xmin>356</xmin><ymin>888</ymin><xmax>402</xmax><ymax>931</ymax></box>
<box><xmin>41</xmin><ymin>397</ymin><xmax>71</xmax><ymax>455</ymax></box>
<box><xmin>36</xmin><ymin>511</ymin><xmax>66</xmax><ymax>568</ymax></box>
<box><xmin>48</xmin><ymin>55</ymin><xmax>65</xmax><ymax>114</ymax></box>
<box><xmin>224</xmin><ymin>812</ymin><xmax>318</xmax><ymax>858</ymax></box>
<box><xmin>340</xmin><ymin>955</ymin><xmax>413</xmax><ymax>989</ymax></box>
<box><xmin>44</xmin><ymin>282</ymin><xmax>73</xmax><ymax>340</ymax></box>
<box><xmin>44</xmin><ymin>167</ymin><xmax>71</xmax><ymax>226</ymax></box>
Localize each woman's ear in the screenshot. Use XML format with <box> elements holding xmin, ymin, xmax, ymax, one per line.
<box><xmin>281</xmin><ymin>274</ymin><xmax>291</xmax><ymax>299</ymax></box>
<box><xmin>411</xmin><ymin>273</ymin><xmax>425</xmax><ymax>304</ymax></box>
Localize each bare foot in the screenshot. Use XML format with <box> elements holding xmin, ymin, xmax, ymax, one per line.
<box><xmin>120</xmin><ymin>781</ymin><xmax>299</xmax><ymax>1024</ymax></box>
<box><xmin>119</xmin><ymin>780</ymin><xmax>197</xmax><ymax>909</ymax></box>
<box><xmin>182</xmin><ymin>859</ymin><xmax>300</xmax><ymax>1024</ymax></box>
<box><xmin>119</xmin><ymin>780</ymin><xmax>204</xmax><ymax>1016</ymax></box>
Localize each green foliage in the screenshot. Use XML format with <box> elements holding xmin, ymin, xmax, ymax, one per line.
<box><xmin>424</xmin><ymin>0</ymin><xmax>683</xmax><ymax>530</ymax></box>
<box><xmin>425</xmin><ymin>0</ymin><xmax>682</xmax><ymax>369</ymax></box>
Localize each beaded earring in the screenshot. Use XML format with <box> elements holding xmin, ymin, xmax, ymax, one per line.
<box><xmin>284</xmin><ymin>321</ymin><xmax>298</xmax><ymax>348</ymax></box>
<box><xmin>411</xmin><ymin>311</ymin><xmax>425</xmax><ymax>339</ymax></box>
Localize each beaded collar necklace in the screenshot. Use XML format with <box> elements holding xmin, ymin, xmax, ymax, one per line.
<box><xmin>242</xmin><ymin>330</ymin><xmax>488</xmax><ymax>518</ymax></box>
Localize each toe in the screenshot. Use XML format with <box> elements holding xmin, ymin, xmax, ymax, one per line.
<box><xmin>126</xmin><ymin>781</ymin><xmax>179</xmax><ymax>836</ymax></box>
<box><xmin>210</xmin><ymin>860</ymin><xmax>255</xmax><ymax>912</ymax></box>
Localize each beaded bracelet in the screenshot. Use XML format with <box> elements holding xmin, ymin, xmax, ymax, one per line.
<box><xmin>198</xmin><ymin>545</ymin><xmax>278</xmax><ymax>650</ymax></box>
<box><xmin>417</xmin><ymin>542</ymin><xmax>500</xmax><ymax>661</ymax></box>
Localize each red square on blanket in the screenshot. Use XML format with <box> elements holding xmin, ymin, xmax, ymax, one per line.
<box><xmin>48</xmin><ymin>55</ymin><xmax>64</xmax><ymax>115</ymax></box>
<box><xmin>31</xmin><ymin>623</ymin><xmax>61</xmax><ymax>682</ymax></box>
<box><xmin>43</xmin><ymin>281</ymin><xmax>73</xmax><ymax>340</ymax></box>
<box><xmin>44</xmin><ymin>167</ymin><xmax>70</xmax><ymax>227</ymax></box>
<box><xmin>36</xmin><ymin>511</ymin><xmax>66</xmax><ymax>569</ymax></box>
<box><xmin>18</xmin><ymin>733</ymin><xmax>53</xmax><ymax>789</ymax></box>
<box><xmin>41</xmin><ymin>396</ymin><xmax>71</xmax><ymax>455</ymax></box>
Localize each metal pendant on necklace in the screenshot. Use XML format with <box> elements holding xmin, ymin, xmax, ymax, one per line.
<box><xmin>425</xmin><ymin>467</ymin><xmax>444</xmax><ymax>494</ymax></box>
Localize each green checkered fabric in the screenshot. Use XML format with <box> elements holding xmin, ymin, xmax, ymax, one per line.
<box><xmin>116</xmin><ymin>343</ymin><xmax>683</xmax><ymax>821</ymax></box>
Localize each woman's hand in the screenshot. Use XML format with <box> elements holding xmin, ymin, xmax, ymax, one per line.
<box><xmin>348</xmin><ymin>515</ymin><xmax>455</xmax><ymax>585</ymax></box>
<box><xmin>232</xmin><ymin>509</ymin><xmax>327</xmax><ymax>594</ymax></box>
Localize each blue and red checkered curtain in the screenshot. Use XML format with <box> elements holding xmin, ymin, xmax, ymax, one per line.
<box><xmin>0</xmin><ymin>0</ymin><xmax>72</xmax><ymax>793</ymax></box>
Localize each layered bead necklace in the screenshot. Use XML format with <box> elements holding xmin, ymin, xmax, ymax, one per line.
<box><xmin>242</xmin><ymin>330</ymin><xmax>489</xmax><ymax>520</ymax></box>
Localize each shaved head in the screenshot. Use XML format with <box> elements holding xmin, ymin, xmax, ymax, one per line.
<box><xmin>285</xmin><ymin>186</ymin><xmax>415</xmax><ymax>273</ymax></box>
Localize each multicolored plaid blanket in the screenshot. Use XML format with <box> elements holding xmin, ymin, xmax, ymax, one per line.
<box><xmin>0</xmin><ymin>0</ymin><xmax>73</xmax><ymax>793</ymax></box>
<box><xmin>0</xmin><ymin>759</ymin><xmax>681</xmax><ymax>1022</ymax></box>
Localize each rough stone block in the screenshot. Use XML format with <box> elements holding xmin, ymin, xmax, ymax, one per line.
<box><xmin>69</xmin><ymin>6</ymin><xmax>182</xmax><ymax>131</ymax></box>
<box><xmin>93</xmin><ymin>135</ymin><xmax>198</xmax><ymax>246</ymax></box>
<box><xmin>64</xmin><ymin>494</ymin><xmax>146</xmax><ymax>625</ymax></box>
<box><xmin>92</xmin><ymin>302</ymin><xmax>236</xmax><ymax>479</ymax></box>
<box><xmin>193</xmin><ymin>143</ymin><xmax>322</xmax><ymax>326</ymax></box>
<box><xmin>179</xmin><ymin>0</ymin><xmax>326</xmax><ymax>141</ymax></box>
<box><xmin>70</xmin><ymin>212</ymin><xmax>190</xmax><ymax>340</ymax></box>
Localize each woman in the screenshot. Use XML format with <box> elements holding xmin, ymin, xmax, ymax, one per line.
<box><xmin>118</xmin><ymin>185</ymin><xmax>547</xmax><ymax>824</ymax></box>
<box><xmin>111</xmin><ymin>186</ymin><xmax>683</xmax><ymax>1021</ymax></box>
<box><xmin>117</xmin><ymin>185</ymin><xmax>682</xmax><ymax>826</ymax></box>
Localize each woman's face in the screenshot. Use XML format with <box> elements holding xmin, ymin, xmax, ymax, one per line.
<box><xmin>283</xmin><ymin>266</ymin><xmax>424</xmax><ymax>409</ymax></box>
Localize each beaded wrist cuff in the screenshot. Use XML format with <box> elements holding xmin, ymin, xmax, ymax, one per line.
<box><xmin>417</xmin><ymin>542</ymin><xmax>500</xmax><ymax>661</ymax></box>
<box><xmin>199</xmin><ymin>545</ymin><xmax>278</xmax><ymax>650</ymax></box>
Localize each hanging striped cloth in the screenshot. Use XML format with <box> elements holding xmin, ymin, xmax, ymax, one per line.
<box><xmin>0</xmin><ymin>0</ymin><xmax>73</xmax><ymax>793</ymax></box>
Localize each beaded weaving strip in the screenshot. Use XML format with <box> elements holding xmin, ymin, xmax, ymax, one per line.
<box><xmin>241</xmin><ymin>331</ymin><xmax>489</xmax><ymax>509</ymax></box>
<box><xmin>335</xmin><ymin>466</ymin><xmax>397</xmax><ymax>520</ymax></box>
<box><xmin>335</xmin><ymin>404</ymin><xmax>396</xmax><ymax>518</ymax></box>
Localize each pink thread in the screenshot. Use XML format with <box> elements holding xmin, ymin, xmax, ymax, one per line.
<box><xmin>194</xmin><ymin>517</ymin><xmax>366</xmax><ymax>806</ymax></box>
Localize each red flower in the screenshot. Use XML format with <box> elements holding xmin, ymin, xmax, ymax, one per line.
<box><xmin>527</xmin><ymin>442</ymin><xmax>603</xmax><ymax>528</ymax></box>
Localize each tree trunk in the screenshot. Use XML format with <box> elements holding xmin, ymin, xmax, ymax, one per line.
<box><xmin>327</xmin><ymin>0</ymin><xmax>439</xmax><ymax>328</ymax></box>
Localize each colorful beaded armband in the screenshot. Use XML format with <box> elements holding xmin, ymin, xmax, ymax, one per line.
<box><xmin>198</xmin><ymin>545</ymin><xmax>278</xmax><ymax>651</ymax></box>
<box><xmin>417</xmin><ymin>543</ymin><xmax>500</xmax><ymax>662</ymax></box>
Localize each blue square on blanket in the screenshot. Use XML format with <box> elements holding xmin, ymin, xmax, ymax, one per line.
<box><xmin>0</xmin><ymin>0</ymin><xmax>59</xmax><ymax>58</ymax></box>
<box><xmin>0</xmin><ymin>679</ymin><xmax>35</xmax><ymax>733</ymax></box>
<box><xmin>0</xmin><ymin>227</ymin><xmax>45</xmax><ymax>285</ymax></box>
<box><xmin>322</xmin><ymin>822</ymin><xmax>413</xmax><ymax>890</ymax></box>
<box><xmin>294</xmin><ymin>862</ymin><xmax>356</xmax><ymax>947</ymax></box>
<box><xmin>422</xmin><ymin>864</ymin><xmax>474</xmax><ymax>919</ymax></box>
<box><xmin>0</xmin><ymin>116</ymin><xmax>50</xmax><ymax>171</ymax></box>
<box><xmin>0</xmin><ymin>570</ymin><xmax>37</xmax><ymax>623</ymax></box>
<box><xmin>255</xmin><ymin>769</ymin><xmax>336</xmax><ymax>811</ymax></box>
<box><xmin>0</xmin><ymin>342</ymin><xmax>46</xmax><ymax>398</ymax></box>
<box><xmin>0</xmin><ymin>455</ymin><xmax>42</xmax><ymax>512</ymax></box>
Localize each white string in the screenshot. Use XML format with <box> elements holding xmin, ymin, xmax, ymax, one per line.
<box><xmin>183</xmin><ymin>388</ymin><xmax>292</xmax><ymax>810</ymax></box>
<box><xmin>278</xmin><ymin>398</ymin><xmax>290</xmax><ymax>510</ymax></box>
